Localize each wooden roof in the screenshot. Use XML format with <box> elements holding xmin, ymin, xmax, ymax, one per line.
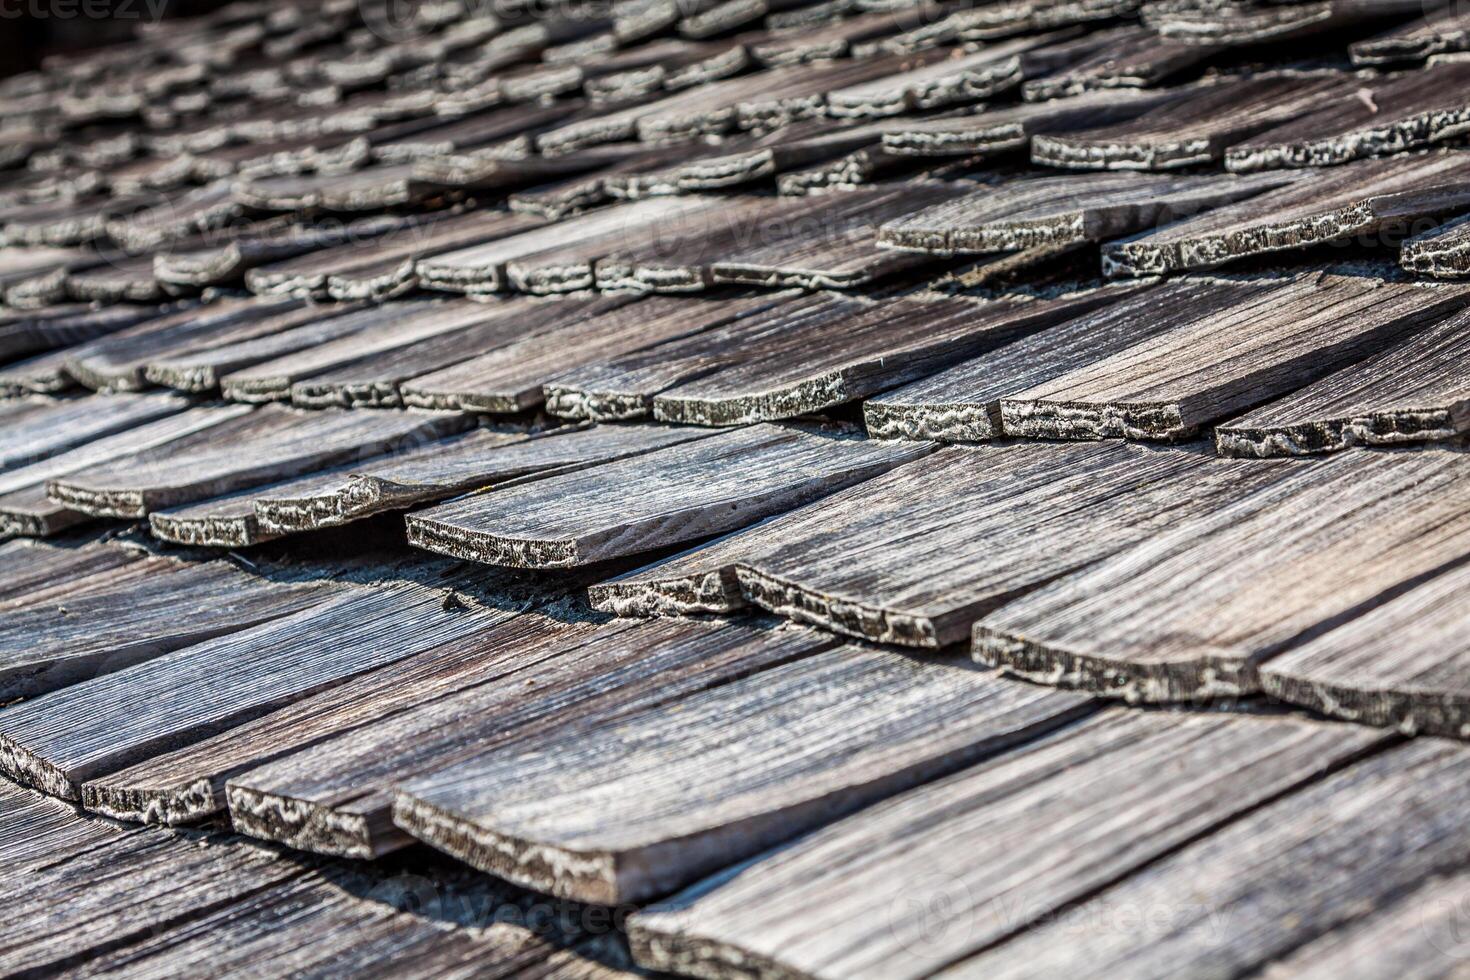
<box><xmin>4</xmin><ymin>0</ymin><xmax>1470</xmax><ymax>974</ymax></box>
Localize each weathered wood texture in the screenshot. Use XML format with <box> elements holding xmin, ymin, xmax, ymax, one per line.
<box><xmin>1020</xmin><ymin>27</ymin><xmax>1218</xmax><ymax>100</ymax></box>
<box><xmin>1033</xmin><ymin>75</ymin><xmax>1349</xmax><ymax>170</ymax></box>
<box><xmin>408</xmin><ymin>425</ymin><xmax>924</xmax><ymax>568</ymax></box>
<box><xmin>0</xmin><ymin>393</ymin><xmax>186</xmax><ymax>470</ymax></box>
<box><xmin>0</xmin><ymin>554</ymin><xmax>334</xmax><ymax>699</ymax></box>
<box><xmin>1216</xmin><ymin>304</ymin><xmax>1470</xmax><ymax>456</ymax></box>
<box><xmin>401</xmin><ymin>293</ymin><xmax>782</xmax><ymax>412</ymax></box>
<box><xmin>324</xmin><ymin>208</ymin><xmax>548</xmax><ymax>300</ymax></box>
<box><xmin>0</xmin><ymin>406</ymin><xmax>251</xmax><ymax>538</ymax></box>
<box><xmin>1260</xmin><ymin>558</ymin><xmax>1470</xmax><ymax>739</ymax></box>
<box><xmin>48</xmin><ymin>405</ymin><xmax>469</xmax><ymax>518</ymax></box>
<box><xmin>62</xmin><ymin>857</ymin><xmax>640</xmax><ymax>980</ymax></box>
<box><xmin>0</xmin><ymin>302</ymin><xmax>160</xmax><ymax>363</ymax></box>
<box><xmin>150</xmin><ymin>423</ymin><xmax>705</xmax><ymax>547</ymax></box>
<box><xmin>999</xmin><ymin>274</ymin><xmax>1470</xmax><ymax>441</ymax></box>
<box><xmin>630</xmin><ymin>708</ymin><xmax>1385</xmax><ymax>980</ymax></box>
<box><xmin>395</xmin><ymin>650</ymin><xmax>1089</xmax><ymax>904</ymax></box>
<box><xmin>935</xmin><ymin>738</ymin><xmax>1470</xmax><ymax>978</ymax></box>
<box><xmin>878</xmin><ymin>170</ymin><xmax>1294</xmax><ymax>254</ymax></box>
<box><xmin>81</xmin><ymin>614</ymin><xmax>609</xmax><ymax>825</ymax></box>
<box><xmin>1261</xmin><ymin>868</ymin><xmax>1470</xmax><ymax>979</ymax></box>
<box><xmin>594</xmin><ymin>184</ymin><xmax>963</xmax><ymax>292</ymax></box>
<box><xmin>417</xmin><ymin>197</ymin><xmax>720</xmax><ymax>295</ymax></box>
<box><xmin>288</xmin><ymin>296</ymin><xmax>634</xmax><ymax>409</ymax></box>
<box><xmin>598</xmin><ymin>442</ymin><xmax>1288</xmax><ymax>647</ymax></box>
<box><xmin>153</xmin><ymin>216</ymin><xmax>419</xmax><ymax>289</ymax></box>
<box><xmin>651</xmin><ymin>290</ymin><xmax>1126</xmax><ymax>426</ymax></box>
<box><xmin>1144</xmin><ymin>0</ymin><xmax>1424</xmax><ymax>45</ymax></box>
<box><xmin>0</xmin><ymin>827</ymin><xmax>304</xmax><ymax>976</ymax></box>
<box><xmin>547</xmin><ymin>290</ymin><xmax>1119</xmax><ymax>424</ymax></box>
<box><xmin>62</xmin><ymin>297</ymin><xmax>307</xmax><ymax>392</ymax></box>
<box><xmin>217</xmin><ymin>300</ymin><xmax>518</xmax><ymax>402</ymax></box>
<box><xmin>222</xmin><ymin>619</ymin><xmax>836</xmax><ymax>858</ymax></box>
<box><xmin>0</xmin><ymin>776</ymin><xmax>134</xmax><ymax>876</ymax></box>
<box><xmin>1225</xmin><ymin>64</ymin><xmax>1470</xmax><ymax>172</ymax></box>
<box><xmin>0</xmin><ymin>539</ymin><xmax>139</xmax><ymax>608</ymax></box>
<box><xmin>865</xmin><ymin>279</ymin><xmax>1222</xmax><ymax>442</ymax></box>
<box><xmin>881</xmin><ymin>89</ymin><xmax>1178</xmax><ymax>159</ymax></box>
<box><xmin>141</xmin><ymin>303</ymin><xmax>370</xmax><ymax>393</ymax></box>
<box><xmin>1103</xmin><ymin>153</ymin><xmax>1470</xmax><ymax>276</ymax></box>
<box><xmin>0</xmin><ymin>574</ymin><xmax>532</xmax><ymax>801</ymax></box>
<box><xmin>1351</xmin><ymin>5</ymin><xmax>1470</xmax><ymax>64</ymax></box>
<box><xmin>974</xmin><ymin>447</ymin><xmax>1470</xmax><ymax>702</ymax></box>
<box><xmin>1401</xmin><ymin>213</ymin><xmax>1470</xmax><ymax>279</ymax></box>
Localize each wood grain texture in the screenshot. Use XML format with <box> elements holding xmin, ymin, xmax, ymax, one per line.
<box><xmin>0</xmin><ymin>301</ymin><xmax>161</xmax><ymax>363</ymax></box>
<box><xmin>153</xmin><ymin>216</ymin><xmax>417</xmax><ymax>289</ymax></box>
<box><xmin>936</xmin><ymin>738</ymin><xmax>1470</xmax><ymax>979</ymax></box>
<box><xmin>214</xmin><ymin>301</ymin><xmax>489</xmax><ymax>402</ymax></box>
<box><xmin>1260</xmin><ymin>558</ymin><xmax>1470</xmax><ymax>739</ymax></box>
<box><xmin>0</xmin><ymin>575</ymin><xmax>524</xmax><ymax>800</ymax></box>
<box><xmin>1401</xmin><ymin>212</ymin><xmax>1470</xmax><ymax>279</ymax></box>
<box><xmin>224</xmin><ymin>619</ymin><xmax>835</xmax><ymax>858</ymax></box>
<box><xmin>1143</xmin><ymin>0</ymin><xmax>1422</xmax><ymax>45</ymax></box>
<box><xmin>0</xmin><ymin>776</ymin><xmax>135</xmax><ymax>877</ymax></box>
<box><xmin>0</xmin><ymin>827</ymin><xmax>303</xmax><ymax>976</ymax></box>
<box><xmin>401</xmin><ymin>294</ymin><xmax>780</xmax><ymax>412</ymax></box>
<box><xmin>1225</xmin><ymin>63</ymin><xmax>1470</xmax><ymax>172</ymax></box>
<box><xmin>1351</xmin><ymin>4</ymin><xmax>1470</xmax><ymax>64</ymax></box>
<box><xmin>141</xmin><ymin>303</ymin><xmax>369</xmax><ymax>393</ymax></box>
<box><xmin>878</xmin><ymin>170</ymin><xmax>1294</xmax><ymax>254</ymax></box>
<box><xmin>824</xmin><ymin>35</ymin><xmax>1064</xmax><ymax>118</ymax></box>
<box><xmin>48</xmin><ymin>405</ymin><xmax>470</xmax><ymax>518</ymax></box>
<box><xmin>1104</xmin><ymin>152</ymin><xmax>1470</xmax><ymax>276</ymax></box>
<box><xmin>1261</xmin><ymin>868</ymin><xmax>1470</xmax><ymax>979</ymax></box>
<box><xmin>864</xmin><ymin>279</ymin><xmax>1221</xmax><ymax>442</ymax></box>
<box><xmin>81</xmin><ymin>613</ymin><xmax>607</xmax><ymax>825</ymax></box>
<box><xmin>322</xmin><ymin>208</ymin><xmax>546</xmax><ymax>300</ymax></box>
<box><xmin>630</xmin><ymin>708</ymin><xmax>1384</xmax><ymax>980</ymax></box>
<box><xmin>587</xmin><ymin>520</ymin><xmax>776</xmax><ymax>619</ymax></box>
<box><xmin>543</xmin><ymin>293</ymin><xmax>844</xmax><ymax>421</ymax></box>
<box><xmin>652</xmin><ymin>289</ymin><xmax>1127</xmax><ymax>426</ymax></box>
<box><xmin>1033</xmin><ymin>75</ymin><xmax>1348</xmax><ymax>170</ymax></box>
<box><xmin>881</xmin><ymin>88</ymin><xmax>1177</xmax><ymax>158</ymax></box>
<box><xmin>394</xmin><ymin>649</ymin><xmax>1090</xmax><ymax>904</ymax></box>
<box><xmin>1020</xmin><ymin>26</ymin><xmax>1217</xmax><ymax>100</ymax></box>
<box><xmin>999</xmin><ymin>274</ymin><xmax>1470</xmax><ymax>441</ymax></box>
<box><xmin>975</xmin><ymin>447</ymin><xmax>1470</xmax><ymax>702</ymax></box>
<box><xmin>1216</xmin><ymin>304</ymin><xmax>1470</xmax><ymax>456</ymax></box>
<box><xmin>289</xmin><ymin>296</ymin><xmax>634</xmax><ymax>409</ymax></box>
<box><xmin>64</xmin><ymin>858</ymin><xmax>641</xmax><ymax>980</ymax></box>
<box><xmin>148</xmin><ymin>423</ymin><xmax>706</xmax><ymax>546</ymax></box>
<box><xmin>408</xmin><ymin>425</ymin><xmax>925</xmax><ymax>567</ymax></box>
<box><xmin>417</xmin><ymin>197</ymin><xmax>717</xmax><ymax>296</ymax></box>
<box><xmin>0</xmin><ymin>393</ymin><xmax>187</xmax><ymax>471</ymax></box>
<box><xmin>0</xmin><ymin>539</ymin><xmax>140</xmax><ymax>607</ymax></box>
<box><xmin>0</xmin><ymin>554</ymin><xmax>334</xmax><ymax>701</ymax></box>
<box><xmin>734</xmin><ymin>442</ymin><xmax>1291</xmax><ymax>647</ymax></box>
<box><xmin>62</xmin><ymin>297</ymin><xmax>316</xmax><ymax>392</ymax></box>
<box><xmin>0</xmin><ymin>406</ymin><xmax>251</xmax><ymax>538</ymax></box>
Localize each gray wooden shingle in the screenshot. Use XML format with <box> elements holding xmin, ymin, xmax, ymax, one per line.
<box><xmin>407</xmin><ymin>425</ymin><xmax>926</xmax><ymax>568</ymax></box>
<box><xmin>1103</xmin><ymin>153</ymin><xmax>1470</xmax><ymax>277</ymax></box>
<box><xmin>630</xmin><ymin>708</ymin><xmax>1386</xmax><ymax>980</ymax></box>
<box><xmin>974</xmin><ymin>447</ymin><xmax>1470</xmax><ymax>702</ymax></box>
<box><xmin>1216</xmin><ymin>305</ymin><xmax>1470</xmax><ymax>456</ymax></box>
<box><xmin>998</xmin><ymin>275</ymin><xmax>1470</xmax><ymax>441</ymax></box>
<box><xmin>394</xmin><ymin>649</ymin><xmax>1089</xmax><ymax>904</ymax></box>
<box><xmin>934</xmin><ymin>739</ymin><xmax>1470</xmax><ymax>979</ymax></box>
<box><xmin>221</xmin><ymin>619</ymin><xmax>836</xmax><ymax>858</ymax></box>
